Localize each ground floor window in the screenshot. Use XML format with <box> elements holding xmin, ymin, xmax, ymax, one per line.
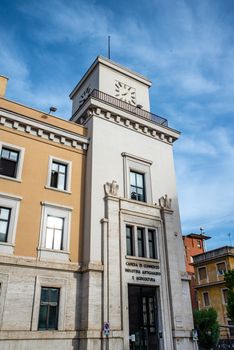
<box><xmin>38</xmin><ymin>287</ymin><xmax>60</xmax><ymax>330</ymax></box>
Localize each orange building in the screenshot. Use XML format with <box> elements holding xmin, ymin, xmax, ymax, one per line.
<box><xmin>0</xmin><ymin>75</ymin><xmax>88</xmax><ymax>348</ymax></box>
<box><xmin>183</xmin><ymin>233</ymin><xmax>210</xmax><ymax>309</ymax></box>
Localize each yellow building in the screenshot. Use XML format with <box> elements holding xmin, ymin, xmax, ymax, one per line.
<box><xmin>0</xmin><ymin>75</ymin><xmax>88</xmax><ymax>348</ymax></box>
<box><xmin>193</xmin><ymin>246</ymin><xmax>234</xmax><ymax>339</ymax></box>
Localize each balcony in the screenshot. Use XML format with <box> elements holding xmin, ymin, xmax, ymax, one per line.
<box><xmin>193</xmin><ymin>246</ymin><xmax>234</xmax><ymax>264</ymax></box>
<box><xmin>73</xmin><ymin>89</ymin><xmax>168</xmax><ymax>127</ymax></box>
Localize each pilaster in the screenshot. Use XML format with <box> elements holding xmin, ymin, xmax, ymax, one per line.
<box><xmin>159</xmin><ymin>196</ymin><xmax>194</xmax><ymax>350</ymax></box>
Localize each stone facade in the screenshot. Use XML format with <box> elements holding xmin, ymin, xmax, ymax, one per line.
<box><xmin>69</xmin><ymin>56</ymin><xmax>195</xmax><ymax>350</ymax></box>
<box><xmin>0</xmin><ymin>56</ymin><xmax>195</xmax><ymax>349</ymax></box>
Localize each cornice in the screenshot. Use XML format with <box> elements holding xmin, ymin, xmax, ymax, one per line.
<box><xmin>0</xmin><ymin>254</ymin><xmax>80</xmax><ymax>272</ymax></box>
<box><xmin>194</xmin><ymin>280</ymin><xmax>226</xmax><ymax>289</ymax></box>
<box><xmin>78</xmin><ymin>104</ymin><xmax>179</xmax><ymax>145</ymax></box>
<box><xmin>0</xmin><ymin>108</ymin><xmax>89</xmax><ymax>151</ymax></box>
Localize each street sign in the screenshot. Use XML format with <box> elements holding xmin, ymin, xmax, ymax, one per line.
<box><xmin>103</xmin><ymin>321</ymin><xmax>110</xmax><ymax>336</ymax></box>
<box><xmin>192</xmin><ymin>329</ymin><xmax>198</xmax><ymax>341</ymax></box>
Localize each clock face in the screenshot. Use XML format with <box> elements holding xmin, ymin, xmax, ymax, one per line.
<box><xmin>115</xmin><ymin>81</ymin><xmax>136</xmax><ymax>105</ymax></box>
<box><xmin>79</xmin><ymin>86</ymin><xmax>91</xmax><ymax>106</ymax></box>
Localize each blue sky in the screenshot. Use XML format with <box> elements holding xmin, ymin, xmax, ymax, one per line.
<box><xmin>1</xmin><ymin>0</ymin><xmax>234</xmax><ymax>250</ymax></box>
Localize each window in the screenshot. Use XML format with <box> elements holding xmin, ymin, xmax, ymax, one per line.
<box><xmin>130</xmin><ymin>171</ymin><xmax>145</xmax><ymax>202</ymax></box>
<box><xmin>148</xmin><ymin>229</ymin><xmax>156</xmax><ymax>259</ymax></box>
<box><xmin>217</xmin><ymin>262</ymin><xmax>226</xmax><ymax>276</ymax></box>
<box><xmin>0</xmin><ymin>207</ymin><xmax>11</xmax><ymax>242</ymax></box>
<box><xmin>0</xmin><ymin>143</ymin><xmax>24</xmax><ymax>180</ymax></box>
<box><xmin>122</xmin><ymin>153</ymin><xmax>153</xmax><ymax>204</ymax></box>
<box><xmin>50</xmin><ymin>161</ymin><xmax>67</xmax><ymax>190</ymax></box>
<box><xmin>222</xmin><ymin>289</ymin><xmax>228</xmax><ymax>304</ymax></box>
<box><xmin>137</xmin><ymin>227</ymin><xmax>145</xmax><ymax>257</ymax></box>
<box><xmin>0</xmin><ymin>193</ymin><xmax>21</xmax><ymax>254</ymax></box>
<box><xmin>45</xmin><ymin>216</ymin><xmax>64</xmax><ymax>250</ymax></box>
<box><xmin>126</xmin><ymin>225</ymin><xmax>134</xmax><ymax>256</ymax></box>
<box><xmin>0</xmin><ymin>148</ymin><xmax>19</xmax><ymax>178</ymax></box>
<box><xmin>38</xmin><ymin>202</ymin><xmax>72</xmax><ymax>261</ymax></box>
<box><xmin>197</xmin><ymin>240</ymin><xmax>201</xmax><ymax>248</ymax></box>
<box><xmin>38</xmin><ymin>287</ymin><xmax>60</xmax><ymax>330</ymax></box>
<box><xmin>31</xmin><ymin>276</ymin><xmax>66</xmax><ymax>331</ymax></box>
<box><xmin>203</xmin><ymin>292</ymin><xmax>210</xmax><ymax>307</ymax></box>
<box><xmin>47</xmin><ymin>157</ymin><xmax>71</xmax><ymax>192</ymax></box>
<box><xmin>198</xmin><ymin>267</ymin><xmax>207</xmax><ymax>282</ymax></box>
<box><xmin>125</xmin><ymin>225</ymin><xmax>158</xmax><ymax>260</ymax></box>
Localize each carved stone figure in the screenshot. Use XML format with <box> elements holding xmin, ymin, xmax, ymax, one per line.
<box><xmin>104</xmin><ymin>180</ymin><xmax>119</xmax><ymax>196</ymax></box>
<box><xmin>158</xmin><ymin>194</ymin><xmax>172</xmax><ymax>209</ymax></box>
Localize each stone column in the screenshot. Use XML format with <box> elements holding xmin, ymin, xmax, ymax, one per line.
<box><xmin>102</xmin><ymin>181</ymin><xmax>124</xmax><ymax>350</ymax></box>
<box><xmin>159</xmin><ymin>195</ymin><xmax>194</xmax><ymax>350</ymax></box>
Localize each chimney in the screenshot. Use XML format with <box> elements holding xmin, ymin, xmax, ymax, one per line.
<box><xmin>0</xmin><ymin>75</ymin><xmax>8</xmax><ymax>97</ymax></box>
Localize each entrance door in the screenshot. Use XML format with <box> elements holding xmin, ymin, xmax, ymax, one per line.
<box><xmin>128</xmin><ymin>285</ymin><xmax>159</xmax><ymax>350</ymax></box>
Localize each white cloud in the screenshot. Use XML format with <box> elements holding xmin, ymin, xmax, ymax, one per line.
<box><xmin>1</xmin><ymin>0</ymin><xmax>234</xmax><ymax>250</ymax></box>
<box><xmin>175</xmin><ymin>127</ymin><xmax>234</xmax><ymax>240</ymax></box>
<box><xmin>176</xmin><ymin>137</ymin><xmax>218</xmax><ymax>157</ymax></box>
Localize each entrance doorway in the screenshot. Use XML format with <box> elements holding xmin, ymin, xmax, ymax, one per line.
<box><xmin>128</xmin><ymin>285</ymin><xmax>159</xmax><ymax>350</ymax></box>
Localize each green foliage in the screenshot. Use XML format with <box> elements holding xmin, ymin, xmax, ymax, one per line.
<box><xmin>224</xmin><ymin>270</ymin><xmax>234</xmax><ymax>323</ymax></box>
<box><xmin>193</xmin><ymin>308</ymin><xmax>219</xmax><ymax>350</ymax></box>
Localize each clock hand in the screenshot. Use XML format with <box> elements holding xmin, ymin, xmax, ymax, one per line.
<box><xmin>122</xmin><ymin>92</ymin><xmax>128</xmax><ymax>96</ymax></box>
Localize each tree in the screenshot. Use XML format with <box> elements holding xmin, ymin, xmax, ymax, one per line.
<box><xmin>224</xmin><ymin>270</ymin><xmax>234</xmax><ymax>323</ymax></box>
<box><xmin>193</xmin><ymin>308</ymin><xmax>219</xmax><ymax>350</ymax></box>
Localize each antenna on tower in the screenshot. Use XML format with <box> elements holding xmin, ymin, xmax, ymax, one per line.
<box><xmin>108</xmin><ymin>35</ymin><xmax>111</xmax><ymax>59</ymax></box>
<box><xmin>200</xmin><ymin>226</ymin><xmax>205</xmax><ymax>235</ymax></box>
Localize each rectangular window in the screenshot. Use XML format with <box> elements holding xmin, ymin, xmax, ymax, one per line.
<box><xmin>217</xmin><ymin>262</ymin><xmax>226</xmax><ymax>276</ymax></box>
<box><xmin>0</xmin><ymin>147</ymin><xmax>19</xmax><ymax>178</ymax></box>
<box><xmin>0</xmin><ymin>194</ymin><xmax>21</xmax><ymax>255</ymax></box>
<box><xmin>126</xmin><ymin>225</ymin><xmax>134</xmax><ymax>256</ymax></box>
<box><xmin>0</xmin><ymin>207</ymin><xmax>11</xmax><ymax>242</ymax></box>
<box><xmin>203</xmin><ymin>292</ymin><xmax>210</xmax><ymax>307</ymax></box>
<box><xmin>137</xmin><ymin>227</ymin><xmax>145</xmax><ymax>257</ymax></box>
<box><xmin>198</xmin><ymin>267</ymin><xmax>207</xmax><ymax>282</ymax></box>
<box><xmin>45</xmin><ymin>216</ymin><xmax>64</xmax><ymax>250</ymax></box>
<box><xmin>148</xmin><ymin>229</ymin><xmax>156</xmax><ymax>259</ymax></box>
<box><xmin>50</xmin><ymin>161</ymin><xmax>67</xmax><ymax>191</ymax></box>
<box><xmin>38</xmin><ymin>287</ymin><xmax>60</xmax><ymax>330</ymax></box>
<box><xmin>197</xmin><ymin>240</ymin><xmax>201</xmax><ymax>248</ymax></box>
<box><xmin>130</xmin><ymin>171</ymin><xmax>145</xmax><ymax>202</ymax></box>
<box><xmin>222</xmin><ymin>289</ymin><xmax>228</xmax><ymax>304</ymax></box>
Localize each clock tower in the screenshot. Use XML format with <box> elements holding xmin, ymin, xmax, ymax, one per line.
<box><xmin>70</xmin><ymin>56</ymin><xmax>194</xmax><ymax>350</ymax></box>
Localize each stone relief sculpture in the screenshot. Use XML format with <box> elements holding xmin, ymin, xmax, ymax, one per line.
<box><xmin>158</xmin><ymin>194</ymin><xmax>172</xmax><ymax>209</ymax></box>
<box><xmin>104</xmin><ymin>181</ymin><xmax>119</xmax><ymax>196</ymax></box>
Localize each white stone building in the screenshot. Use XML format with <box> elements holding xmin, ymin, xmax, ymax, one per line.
<box><xmin>0</xmin><ymin>56</ymin><xmax>194</xmax><ymax>350</ymax></box>
<box><xmin>70</xmin><ymin>56</ymin><xmax>194</xmax><ymax>350</ymax></box>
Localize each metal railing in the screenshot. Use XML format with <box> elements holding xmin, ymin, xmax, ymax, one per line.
<box><xmin>77</xmin><ymin>89</ymin><xmax>168</xmax><ymax>126</ymax></box>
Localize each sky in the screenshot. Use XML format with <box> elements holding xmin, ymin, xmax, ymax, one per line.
<box><xmin>0</xmin><ymin>0</ymin><xmax>234</xmax><ymax>250</ymax></box>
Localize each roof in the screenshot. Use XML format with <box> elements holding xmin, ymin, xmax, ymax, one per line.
<box><xmin>183</xmin><ymin>233</ymin><xmax>211</xmax><ymax>240</ymax></box>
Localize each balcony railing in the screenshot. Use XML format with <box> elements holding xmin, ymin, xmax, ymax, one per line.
<box><xmin>76</xmin><ymin>89</ymin><xmax>168</xmax><ymax>126</ymax></box>
<box><xmin>193</xmin><ymin>246</ymin><xmax>234</xmax><ymax>264</ymax></box>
